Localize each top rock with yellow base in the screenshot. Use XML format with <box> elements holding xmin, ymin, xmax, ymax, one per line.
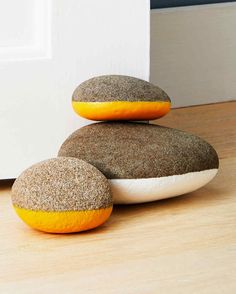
<box><xmin>72</xmin><ymin>75</ymin><xmax>171</xmax><ymax>121</ymax></box>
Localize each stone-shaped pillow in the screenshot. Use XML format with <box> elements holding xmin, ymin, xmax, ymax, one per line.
<box><xmin>72</xmin><ymin>75</ymin><xmax>171</xmax><ymax>121</ymax></box>
<box><xmin>58</xmin><ymin>122</ymin><xmax>219</xmax><ymax>204</ymax></box>
<box><xmin>12</xmin><ymin>157</ymin><xmax>113</xmax><ymax>233</ymax></box>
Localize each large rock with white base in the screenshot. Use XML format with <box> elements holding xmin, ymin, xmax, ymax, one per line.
<box><xmin>58</xmin><ymin>122</ymin><xmax>219</xmax><ymax>204</ymax></box>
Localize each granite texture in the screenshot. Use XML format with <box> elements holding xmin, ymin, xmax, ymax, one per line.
<box><xmin>12</xmin><ymin>157</ymin><xmax>112</xmax><ymax>211</ymax></box>
<box><xmin>72</xmin><ymin>75</ymin><xmax>171</xmax><ymax>103</ymax></box>
<box><xmin>58</xmin><ymin>122</ymin><xmax>219</xmax><ymax>179</ymax></box>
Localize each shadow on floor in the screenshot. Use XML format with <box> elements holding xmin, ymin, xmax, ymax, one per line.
<box><xmin>0</xmin><ymin>179</ymin><xmax>15</xmax><ymax>189</ymax></box>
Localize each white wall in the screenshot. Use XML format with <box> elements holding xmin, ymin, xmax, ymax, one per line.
<box><xmin>0</xmin><ymin>0</ymin><xmax>150</xmax><ymax>179</ymax></box>
<box><xmin>150</xmin><ymin>3</ymin><xmax>236</xmax><ymax>107</ymax></box>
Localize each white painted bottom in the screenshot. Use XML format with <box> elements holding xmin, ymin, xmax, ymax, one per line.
<box><xmin>110</xmin><ymin>169</ymin><xmax>218</xmax><ymax>204</ymax></box>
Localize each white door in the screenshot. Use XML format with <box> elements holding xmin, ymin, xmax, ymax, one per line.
<box><xmin>0</xmin><ymin>0</ymin><xmax>150</xmax><ymax>179</ymax></box>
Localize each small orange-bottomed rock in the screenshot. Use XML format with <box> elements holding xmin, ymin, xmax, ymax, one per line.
<box><xmin>72</xmin><ymin>75</ymin><xmax>171</xmax><ymax>121</ymax></box>
<box><xmin>11</xmin><ymin>157</ymin><xmax>112</xmax><ymax>233</ymax></box>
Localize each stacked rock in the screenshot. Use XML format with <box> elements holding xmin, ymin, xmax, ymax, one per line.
<box><xmin>11</xmin><ymin>74</ymin><xmax>219</xmax><ymax>234</ymax></box>
<box><xmin>59</xmin><ymin>75</ymin><xmax>219</xmax><ymax>204</ymax></box>
<box><xmin>71</xmin><ymin>75</ymin><xmax>171</xmax><ymax>121</ymax></box>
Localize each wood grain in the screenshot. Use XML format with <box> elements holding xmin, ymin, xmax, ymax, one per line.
<box><xmin>0</xmin><ymin>102</ymin><xmax>236</xmax><ymax>293</ymax></box>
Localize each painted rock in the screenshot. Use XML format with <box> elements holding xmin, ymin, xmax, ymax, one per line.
<box><xmin>11</xmin><ymin>157</ymin><xmax>112</xmax><ymax>233</ymax></box>
<box><xmin>72</xmin><ymin>75</ymin><xmax>171</xmax><ymax>121</ymax></box>
<box><xmin>58</xmin><ymin>122</ymin><xmax>219</xmax><ymax>204</ymax></box>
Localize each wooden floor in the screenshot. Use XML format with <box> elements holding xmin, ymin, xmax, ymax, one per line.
<box><xmin>0</xmin><ymin>102</ymin><xmax>236</xmax><ymax>293</ymax></box>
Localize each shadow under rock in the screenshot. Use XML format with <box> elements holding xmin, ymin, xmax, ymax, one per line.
<box><xmin>22</xmin><ymin>184</ymin><xmax>226</xmax><ymax>239</ymax></box>
<box><xmin>0</xmin><ymin>179</ymin><xmax>15</xmax><ymax>190</ymax></box>
<box><xmin>112</xmin><ymin>184</ymin><xmax>227</xmax><ymax>221</ymax></box>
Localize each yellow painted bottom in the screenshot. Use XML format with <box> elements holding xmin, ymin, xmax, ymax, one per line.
<box><xmin>72</xmin><ymin>101</ymin><xmax>171</xmax><ymax>121</ymax></box>
<box><xmin>14</xmin><ymin>206</ymin><xmax>113</xmax><ymax>234</ymax></box>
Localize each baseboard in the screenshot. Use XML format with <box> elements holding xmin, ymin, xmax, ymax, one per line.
<box><xmin>150</xmin><ymin>3</ymin><xmax>236</xmax><ymax>107</ymax></box>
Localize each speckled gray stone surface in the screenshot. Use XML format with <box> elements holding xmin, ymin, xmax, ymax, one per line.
<box><xmin>12</xmin><ymin>157</ymin><xmax>112</xmax><ymax>211</ymax></box>
<box><xmin>58</xmin><ymin>122</ymin><xmax>219</xmax><ymax>179</ymax></box>
<box><xmin>72</xmin><ymin>75</ymin><xmax>171</xmax><ymax>103</ymax></box>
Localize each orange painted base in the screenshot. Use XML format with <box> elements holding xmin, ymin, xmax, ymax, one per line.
<box><xmin>14</xmin><ymin>206</ymin><xmax>113</xmax><ymax>234</ymax></box>
<box><xmin>72</xmin><ymin>101</ymin><xmax>171</xmax><ymax>121</ymax></box>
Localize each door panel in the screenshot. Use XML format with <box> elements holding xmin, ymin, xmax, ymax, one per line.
<box><xmin>0</xmin><ymin>0</ymin><xmax>150</xmax><ymax>179</ymax></box>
